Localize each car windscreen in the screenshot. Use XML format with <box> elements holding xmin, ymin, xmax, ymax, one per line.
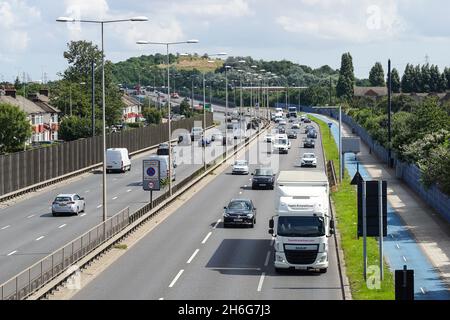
<box><xmin>275</xmin><ymin>139</ymin><xmax>287</xmax><ymax>144</ymax></box>
<box><xmin>235</xmin><ymin>161</ymin><xmax>247</xmax><ymax>166</ymax></box>
<box><xmin>277</xmin><ymin>216</ymin><xmax>325</xmax><ymax>237</ymax></box>
<box><xmin>228</xmin><ymin>201</ymin><xmax>251</xmax><ymax>210</ymax></box>
<box><xmin>254</xmin><ymin>169</ymin><xmax>273</xmax><ymax>176</ymax></box>
<box><xmin>55</xmin><ymin>197</ymin><xmax>72</xmax><ymax>202</ymax></box>
<box><xmin>304</xmin><ymin>154</ymin><xmax>315</xmax><ymax>158</ymax></box>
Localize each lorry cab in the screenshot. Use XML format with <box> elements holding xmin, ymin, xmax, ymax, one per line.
<box><xmin>269</xmin><ymin>171</ymin><xmax>334</xmax><ymax>274</ymax></box>
<box><xmin>272</xmin><ymin>134</ymin><xmax>289</xmax><ymax>154</ymax></box>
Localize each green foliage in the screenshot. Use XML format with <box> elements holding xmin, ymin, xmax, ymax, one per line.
<box><xmin>179</xmin><ymin>99</ymin><xmax>193</xmax><ymax>117</ymax></box>
<box><xmin>336</xmin><ymin>53</ymin><xmax>355</xmax><ymax>101</ymax></box>
<box><xmin>0</xmin><ymin>103</ymin><xmax>32</xmax><ymax>153</ymax></box>
<box><xmin>59</xmin><ymin>116</ymin><xmax>100</xmax><ymax>141</ymax></box>
<box><xmin>369</xmin><ymin>62</ymin><xmax>385</xmax><ymax>86</ymax></box>
<box><xmin>401</xmin><ymin>63</ymin><xmax>447</xmax><ymax>93</ymax></box>
<box><xmin>390</xmin><ymin>68</ymin><xmax>401</xmax><ymax>93</ymax></box>
<box><xmin>143</xmin><ymin>107</ymin><xmax>162</xmax><ymax>125</ymax></box>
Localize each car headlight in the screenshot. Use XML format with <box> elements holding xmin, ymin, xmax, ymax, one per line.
<box><xmin>223</xmin><ymin>213</ymin><xmax>230</xmax><ymax>217</ymax></box>
<box><xmin>247</xmin><ymin>213</ymin><xmax>254</xmax><ymax>218</ymax></box>
<box><xmin>275</xmin><ymin>253</ymin><xmax>285</xmax><ymax>262</ymax></box>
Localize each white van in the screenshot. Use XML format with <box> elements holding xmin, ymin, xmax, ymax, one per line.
<box><xmin>148</xmin><ymin>155</ymin><xmax>176</xmax><ymax>181</ymax></box>
<box><xmin>106</xmin><ymin>148</ymin><xmax>131</xmax><ymax>173</ymax></box>
<box><xmin>191</xmin><ymin>127</ymin><xmax>203</xmax><ymax>141</ymax></box>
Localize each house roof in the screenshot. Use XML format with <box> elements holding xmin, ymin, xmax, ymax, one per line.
<box><xmin>0</xmin><ymin>95</ymin><xmax>44</xmax><ymax>114</ymax></box>
<box><xmin>354</xmin><ymin>86</ymin><xmax>388</xmax><ymax>97</ymax></box>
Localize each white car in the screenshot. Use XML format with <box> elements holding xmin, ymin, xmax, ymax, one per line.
<box><xmin>232</xmin><ymin>160</ymin><xmax>249</xmax><ymax>175</ymax></box>
<box><xmin>279</xmin><ymin>119</ymin><xmax>287</xmax><ymax>126</ymax></box>
<box><xmin>300</xmin><ymin>153</ymin><xmax>317</xmax><ymax>167</ymax></box>
<box><xmin>52</xmin><ymin>194</ymin><xmax>85</xmax><ymax>216</ymax></box>
<box><xmin>291</xmin><ymin>122</ymin><xmax>300</xmax><ymax>129</ymax></box>
<box><xmin>272</xmin><ymin>134</ymin><xmax>289</xmax><ymax>154</ymax></box>
<box><xmin>274</xmin><ymin>117</ymin><xmax>283</xmax><ymax>123</ymax></box>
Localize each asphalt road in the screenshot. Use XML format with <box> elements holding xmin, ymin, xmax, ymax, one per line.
<box><xmin>72</xmin><ymin>118</ymin><xmax>344</xmax><ymax>300</ymax></box>
<box><xmin>0</xmin><ymin>111</ymin><xmax>255</xmax><ymax>285</ymax></box>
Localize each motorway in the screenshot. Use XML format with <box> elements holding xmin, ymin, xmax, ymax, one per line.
<box><xmin>71</xmin><ymin>118</ymin><xmax>344</xmax><ymax>300</ymax></box>
<box><xmin>0</xmin><ymin>109</ymin><xmax>253</xmax><ymax>285</ymax></box>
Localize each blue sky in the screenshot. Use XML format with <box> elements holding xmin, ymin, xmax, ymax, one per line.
<box><xmin>1</xmin><ymin>0</ymin><xmax>450</xmax><ymax>82</ymax></box>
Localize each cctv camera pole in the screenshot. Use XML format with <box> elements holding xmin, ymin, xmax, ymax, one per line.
<box><xmin>91</xmin><ymin>61</ymin><xmax>95</xmax><ymax>138</ymax></box>
<box><xmin>388</xmin><ymin>59</ymin><xmax>392</xmax><ymax>168</ymax></box>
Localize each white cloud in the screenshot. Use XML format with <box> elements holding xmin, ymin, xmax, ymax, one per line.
<box><xmin>170</xmin><ymin>0</ymin><xmax>252</xmax><ymax>18</ymax></box>
<box><xmin>0</xmin><ymin>0</ymin><xmax>40</xmax><ymax>52</ymax></box>
<box><xmin>276</xmin><ymin>0</ymin><xmax>406</xmax><ymax>44</ymax></box>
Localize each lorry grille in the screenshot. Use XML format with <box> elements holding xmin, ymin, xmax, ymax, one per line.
<box><xmin>284</xmin><ymin>248</ymin><xmax>318</xmax><ymax>265</ymax></box>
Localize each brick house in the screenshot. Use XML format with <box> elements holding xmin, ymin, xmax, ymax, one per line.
<box><xmin>0</xmin><ymin>88</ymin><xmax>61</xmax><ymax>142</ymax></box>
<box><xmin>121</xmin><ymin>94</ymin><xmax>143</xmax><ymax>123</ymax></box>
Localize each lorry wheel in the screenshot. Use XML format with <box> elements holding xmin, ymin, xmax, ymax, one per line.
<box><xmin>52</xmin><ymin>211</ymin><xmax>57</xmax><ymax>217</ymax></box>
<box><xmin>319</xmin><ymin>268</ymin><xmax>327</xmax><ymax>274</ymax></box>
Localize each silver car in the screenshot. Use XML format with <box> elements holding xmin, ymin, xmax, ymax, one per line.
<box><xmin>52</xmin><ymin>194</ymin><xmax>86</xmax><ymax>216</ymax></box>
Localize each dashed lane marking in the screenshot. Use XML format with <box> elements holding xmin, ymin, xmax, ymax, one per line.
<box><xmin>201</xmin><ymin>232</ymin><xmax>212</xmax><ymax>244</ymax></box>
<box><xmin>7</xmin><ymin>250</ymin><xmax>17</xmax><ymax>256</ymax></box>
<box><xmin>58</xmin><ymin>224</ymin><xmax>67</xmax><ymax>229</ymax></box>
<box><xmin>35</xmin><ymin>236</ymin><xmax>45</xmax><ymax>241</ymax></box>
<box><xmin>169</xmin><ymin>269</ymin><xmax>184</xmax><ymax>288</ymax></box>
<box><xmin>213</xmin><ymin>219</ymin><xmax>221</xmax><ymax>229</ymax></box>
<box><xmin>257</xmin><ymin>273</ymin><xmax>266</xmax><ymax>292</ymax></box>
<box><xmin>187</xmin><ymin>249</ymin><xmax>200</xmax><ymax>264</ymax></box>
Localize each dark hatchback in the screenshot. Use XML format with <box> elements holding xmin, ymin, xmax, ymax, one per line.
<box><xmin>223</xmin><ymin>199</ymin><xmax>257</xmax><ymax>227</ymax></box>
<box><xmin>252</xmin><ymin>168</ymin><xmax>275</xmax><ymax>189</ymax></box>
<box><xmin>303</xmin><ymin>138</ymin><xmax>315</xmax><ymax>148</ymax></box>
<box><xmin>307</xmin><ymin>129</ymin><xmax>318</xmax><ymax>139</ymax></box>
<box><xmin>287</xmin><ymin>131</ymin><xmax>298</xmax><ymax>139</ymax></box>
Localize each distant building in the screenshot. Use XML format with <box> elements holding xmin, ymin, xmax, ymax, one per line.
<box><xmin>0</xmin><ymin>88</ymin><xmax>60</xmax><ymax>142</ymax></box>
<box><xmin>354</xmin><ymin>86</ymin><xmax>388</xmax><ymax>98</ymax></box>
<box><xmin>121</xmin><ymin>94</ymin><xmax>143</xmax><ymax>123</ymax></box>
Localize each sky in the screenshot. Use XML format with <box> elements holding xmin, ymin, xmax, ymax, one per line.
<box><xmin>1</xmin><ymin>0</ymin><xmax>449</xmax><ymax>82</ymax></box>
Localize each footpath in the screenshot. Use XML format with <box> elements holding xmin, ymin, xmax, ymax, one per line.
<box><xmin>313</xmin><ymin>113</ymin><xmax>450</xmax><ymax>300</ymax></box>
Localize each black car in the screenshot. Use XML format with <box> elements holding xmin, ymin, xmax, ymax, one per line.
<box><xmin>304</xmin><ymin>125</ymin><xmax>315</xmax><ymax>134</ymax></box>
<box><xmin>287</xmin><ymin>131</ymin><xmax>297</xmax><ymax>139</ymax></box>
<box><xmin>252</xmin><ymin>168</ymin><xmax>275</xmax><ymax>190</ymax></box>
<box><xmin>304</xmin><ymin>118</ymin><xmax>311</xmax><ymax>123</ymax></box>
<box><xmin>223</xmin><ymin>199</ymin><xmax>257</xmax><ymax>227</ymax></box>
<box><xmin>307</xmin><ymin>129</ymin><xmax>318</xmax><ymax>139</ymax></box>
<box><xmin>303</xmin><ymin>138</ymin><xmax>315</xmax><ymax>148</ymax></box>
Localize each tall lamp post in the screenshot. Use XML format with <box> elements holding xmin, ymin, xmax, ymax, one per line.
<box><xmin>57</xmin><ymin>16</ymin><xmax>148</xmax><ymax>222</ymax></box>
<box><xmin>137</xmin><ymin>39</ymin><xmax>198</xmax><ymax>195</ymax></box>
<box><xmin>224</xmin><ymin>65</ymin><xmax>232</xmax><ymax>155</ymax></box>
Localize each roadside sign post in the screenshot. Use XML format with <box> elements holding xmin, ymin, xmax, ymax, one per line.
<box><xmin>379</xmin><ymin>180</ymin><xmax>384</xmax><ymax>281</ymax></box>
<box><xmin>362</xmin><ymin>181</ymin><xmax>367</xmax><ymax>280</ymax></box>
<box><xmin>327</xmin><ymin>122</ymin><xmax>332</xmax><ymax>139</ymax></box>
<box><xmin>143</xmin><ymin>160</ymin><xmax>161</xmax><ymax>209</ymax></box>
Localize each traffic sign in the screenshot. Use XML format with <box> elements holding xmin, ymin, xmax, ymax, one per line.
<box><xmin>143</xmin><ymin>159</ymin><xmax>160</xmax><ymax>191</ymax></box>
<box><xmin>328</xmin><ymin>122</ymin><xmax>332</xmax><ymax>128</ymax></box>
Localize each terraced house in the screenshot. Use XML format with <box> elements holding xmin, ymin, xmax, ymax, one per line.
<box><xmin>0</xmin><ymin>88</ymin><xmax>60</xmax><ymax>143</ymax></box>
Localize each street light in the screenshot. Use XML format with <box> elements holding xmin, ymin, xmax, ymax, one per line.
<box><xmin>137</xmin><ymin>39</ymin><xmax>199</xmax><ymax>195</ymax></box>
<box><xmin>57</xmin><ymin>15</ymin><xmax>148</xmax><ymax>222</ymax></box>
<box><xmin>224</xmin><ymin>65</ymin><xmax>232</xmax><ymax>155</ymax></box>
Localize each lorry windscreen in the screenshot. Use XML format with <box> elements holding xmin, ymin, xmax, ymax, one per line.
<box><xmin>275</xmin><ymin>139</ymin><xmax>287</xmax><ymax>145</ymax></box>
<box><xmin>277</xmin><ymin>216</ymin><xmax>325</xmax><ymax>237</ymax></box>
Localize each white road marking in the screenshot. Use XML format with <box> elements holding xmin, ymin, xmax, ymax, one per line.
<box><xmin>213</xmin><ymin>219</ymin><xmax>221</xmax><ymax>229</ymax></box>
<box><xmin>257</xmin><ymin>273</ymin><xmax>266</xmax><ymax>292</ymax></box>
<box><xmin>127</xmin><ymin>189</ymin><xmax>132</xmax><ymax>193</ymax></box>
<box><xmin>420</xmin><ymin>287</ymin><xmax>426</xmax><ymax>294</ymax></box>
<box><xmin>7</xmin><ymin>250</ymin><xmax>17</xmax><ymax>256</ymax></box>
<box><xmin>270</xmin><ymin>237</ymin><xmax>275</xmax><ymax>246</ymax></box>
<box><xmin>396</xmin><ymin>244</ymin><xmax>400</xmax><ymax>249</ymax></box>
<box><xmin>27</xmin><ymin>214</ymin><xmax>35</xmax><ymax>219</ymax></box>
<box><xmin>239</xmin><ymin>191</ymin><xmax>242</xmax><ymax>195</ymax></box>
<box><xmin>97</xmin><ymin>205</ymin><xmax>102</xmax><ymax>208</ymax></box>
<box><xmin>264</xmin><ymin>251</ymin><xmax>271</xmax><ymax>267</ymax></box>
<box><xmin>169</xmin><ymin>269</ymin><xmax>184</xmax><ymax>288</ymax></box>
<box><xmin>80</xmin><ymin>213</ymin><xmax>86</xmax><ymax>217</ymax></box>
<box><xmin>201</xmin><ymin>232</ymin><xmax>212</xmax><ymax>244</ymax></box>
<box><xmin>35</xmin><ymin>236</ymin><xmax>45</xmax><ymax>241</ymax></box>
<box><xmin>85</xmin><ymin>190</ymin><xmax>90</xmax><ymax>193</ymax></box>
<box><xmin>187</xmin><ymin>249</ymin><xmax>200</xmax><ymax>264</ymax></box>
<box><xmin>1</xmin><ymin>225</ymin><xmax>10</xmax><ymax>230</ymax></box>
<box><xmin>112</xmin><ymin>196</ymin><xmax>118</xmax><ymax>200</ymax></box>
<box><xmin>402</xmin><ymin>256</ymin><xmax>407</xmax><ymax>262</ymax></box>
<box><xmin>58</xmin><ymin>224</ymin><xmax>67</xmax><ymax>229</ymax></box>
<box><xmin>158</xmin><ymin>298</ymin><xmax>164</xmax><ymax>300</ymax></box>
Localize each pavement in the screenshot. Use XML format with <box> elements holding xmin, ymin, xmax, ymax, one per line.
<box><xmin>67</xmin><ymin>119</ymin><xmax>345</xmax><ymax>300</ymax></box>
<box><xmin>312</xmin><ymin>113</ymin><xmax>450</xmax><ymax>300</ymax></box>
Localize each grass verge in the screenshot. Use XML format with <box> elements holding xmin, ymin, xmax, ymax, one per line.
<box><xmin>310</xmin><ymin>115</ymin><xmax>395</xmax><ymax>300</ymax></box>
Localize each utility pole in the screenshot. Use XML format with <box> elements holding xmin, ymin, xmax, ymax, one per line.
<box><xmin>91</xmin><ymin>61</ymin><xmax>95</xmax><ymax>137</ymax></box>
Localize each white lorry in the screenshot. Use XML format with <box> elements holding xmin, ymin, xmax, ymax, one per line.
<box><xmin>271</xmin><ymin>134</ymin><xmax>290</xmax><ymax>154</ymax></box>
<box><xmin>269</xmin><ymin>171</ymin><xmax>335</xmax><ymax>273</ymax></box>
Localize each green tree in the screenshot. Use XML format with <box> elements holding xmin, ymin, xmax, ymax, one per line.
<box><xmin>401</xmin><ymin>64</ymin><xmax>414</xmax><ymax>93</ymax></box>
<box><xmin>369</xmin><ymin>62</ymin><xmax>385</xmax><ymax>86</ymax></box>
<box><xmin>336</xmin><ymin>53</ymin><xmax>355</xmax><ymax>101</ymax></box>
<box><xmin>421</xmin><ymin>64</ymin><xmax>431</xmax><ymax>92</ymax></box>
<box><xmin>444</xmin><ymin>67</ymin><xmax>450</xmax><ymax>90</ymax></box>
<box><xmin>0</xmin><ymin>103</ymin><xmax>32</xmax><ymax>153</ymax></box>
<box><xmin>411</xmin><ymin>97</ymin><xmax>450</xmax><ymax>138</ymax></box>
<box><xmin>59</xmin><ymin>116</ymin><xmax>100</xmax><ymax>141</ymax></box>
<box><xmin>390</xmin><ymin>68</ymin><xmax>401</xmax><ymax>93</ymax></box>
<box><xmin>179</xmin><ymin>99</ymin><xmax>193</xmax><ymax>117</ymax></box>
<box><xmin>143</xmin><ymin>107</ymin><xmax>162</xmax><ymax>124</ymax></box>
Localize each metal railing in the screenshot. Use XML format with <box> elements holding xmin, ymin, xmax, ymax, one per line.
<box><xmin>0</xmin><ymin>207</ymin><xmax>130</xmax><ymax>300</ymax></box>
<box><xmin>0</xmin><ymin>120</ymin><xmax>269</xmax><ymax>300</ymax></box>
